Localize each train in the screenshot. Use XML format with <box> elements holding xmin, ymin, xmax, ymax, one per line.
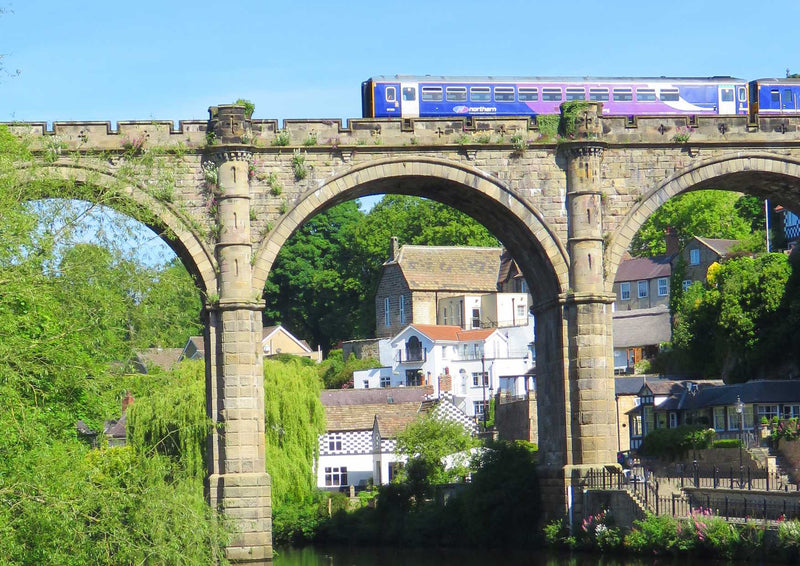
<box><xmin>361</xmin><ymin>75</ymin><xmax>800</xmax><ymax>119</ymax></box>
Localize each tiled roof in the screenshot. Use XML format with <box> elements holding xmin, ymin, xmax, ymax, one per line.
<box><xmin>615</xmin><ymin>255</ymin><xmax>673</xmax><ymax>282</ymax></box>
<box><xmin>612</xmin><ymin>306</ymin><xmax>671</xmax><ymax>348</ymax></box>
<box><xmin>694</xmin><ymin>237</ymin><xmax>740</xmax><ymax>257</ymax></box>
<box><xmin>497</xmin><ymin>250</ymin><xmax>523</xmax><ymax>285</ymax></box>
<box><xmin>389</xmin><ymin>245</ymin><xmax>503</xmax><ymax>292</ymax></box>
<box><xmin>321</xmin><ymin>386</ymin><xmax>431</xmax><ymax>407</ymax></box>
<box><xmin>410</xmin><ymin>324</ymin><xmax>497</xmax><ymax>342</ymax></box>
<box><xmin>324</xmin><ymin>401</ymin><xmax>423</xmax><ymax>432</ymax></box>
<box><xmin>375</xmin><ymin>414</ymin><xmax>423</xmax><ymax>438</ymax></box>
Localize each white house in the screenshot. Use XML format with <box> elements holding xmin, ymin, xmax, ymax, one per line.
<box><xmin>354</xmin><ymin>324</ymin><xmax>534</xmax><ymax>420</ymax></box>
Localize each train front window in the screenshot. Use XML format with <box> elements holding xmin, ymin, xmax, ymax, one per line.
<box><xmin>470</xmin><ymin>87</ymin><xmax>491</xmax><ymax>102</ymax></box>
<box><xmin>446</xmin><ymin>87</ymin><xmax>467</xmax><ymax>102</ymax></box>
<box><xmin>660</xmin><ymin>89</ymin><xmax>679</xmax><ymax>101</ymax></box>
<box><xmin>402</xmin><ymin>87</ymin><xmax>416</xmax><ymax>101</ymax></box>
<box><xmin>421</xmin><ymin>86</ymin><xmax>443</xmax><ymax>102</ymax></box>
<box><xmin>636</xmin><ymin>89</ymin><xmax>656</xmax><ymax>101</ymax></box>
<box><xmin>613</xmin><ymin>89</ymin><xmax>632</xmax><ymax>102</ymax></box>
<box><xmin>542</xmin><ymin>88</ymin><xmax>562</xmax><ymax>101</ymax></box>
<box><xmin>589</xmin><ymin>88</ymin><xmax>609</xmax><ymax>102</ymax></box>
<box><xmin>494</xmin><ymin>87</ymin><xmax>515</xmax><ymax>102</ymax></box>
<box><xmin>566</xmin><ymin>88</ymin><xmax>585</xmax><ymax>101</ymax></box>
<box><xmin>385</xmin><ymin>87</ymin><xmax>397</xmax><ymax>103</ymax></box>
<box><xmin>518</xmin><ymin>87</ymin><xmax>538</xmax><ymax>101</ymax></box>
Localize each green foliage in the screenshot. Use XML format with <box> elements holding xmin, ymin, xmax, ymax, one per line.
<box><xmin>559</xmin><ymin>101</ymin><xmax>591</xmax><ymax>138</ymax></box>
<box><xmin>292</xmin><ymin>149</ymin><xmax>308</xmax><ymax>179</ymax></box>
<box><xmin>317</xmin><ymin>349</ymin><xmax>380</xmax><ymax>388</ymax></box>
<box><xmin>631</xmin><ymin>190</ymin><xmax>756</xmax><ymax>257</ymax></box>
<box><xmin>712</xmin><ymin>438</ymin><xmax>743</xmax><ymax>449</ymax></box>
<box><xmin>234</xmin><ymin>98</ymin><xmax>255</xmax><ymax>119</ymax></box>
<box><xmin>272</xmin><ymin>131</ymin><xmax>290</xmax><ymax>146</ymax></box>
<box><xmin>639</xmin><ymin>425</ymin><xmax>714</xmax><ymax>459</ymax></box>
<box><xmin>778</xmin><ymin>519</ymin><xmax>800</xmax><ymax>561</ymax></box>
<box><xmin>535</xmin><ymin>114</ymin><xmax>559</xmax><ymax>141</ymax></box>
<box><xmin>771</xmin><ymin>417</ymin><xmax>800</xmax><ymax>443</ymax></box>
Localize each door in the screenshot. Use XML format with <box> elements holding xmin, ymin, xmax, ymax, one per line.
<box><xmin>400</xmin><ymin>81</ymin><xmax>419</xmax><ymax>118</ymax></box>
<box><xmin>782</xmin><ymin>88</ymin><xmax>795</xmax><ymax>111</ymax></box>
<box><xmin>718</xmin><ymin>86</ymin><xmax>736</xmax><ymax>114</ymax></box>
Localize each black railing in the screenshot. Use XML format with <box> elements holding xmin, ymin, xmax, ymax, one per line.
<box><xmin>396</xmin><ymin>348</ymin><xmax>426</xmax><ymax>363</ymax></box>
<box><xmin>672</xmin><ymin>463</ymin><xmax>798</xmax><ymax>492</ymax></box>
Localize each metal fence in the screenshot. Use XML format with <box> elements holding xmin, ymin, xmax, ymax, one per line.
<box><xmin>665</xmin><ymin>463</ymin><xmax>798</xmax><ymax>492</ymax></box>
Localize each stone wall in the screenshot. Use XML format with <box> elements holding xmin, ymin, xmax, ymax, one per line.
<box><xmin>342</xmin><ymin>338</ymin><xmax>382</xmax><ymax>361</ymax></box>
<box><xmin>495</xmin><ymin>395</ymin><xmax>538</xmax><ymax>443</ymax></box>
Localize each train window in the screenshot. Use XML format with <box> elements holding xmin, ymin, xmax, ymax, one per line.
<box><xmin>542</xmin><ymin>88</ymin><xmax>562</xmax><ymax>101</ymax></box>
<box><xmin>636</xmin><ymin>89</ymin><xmax>656</xmax><ymax>101</ymax></box>
<box><xmin>494</xmin><ymin>87</ymin><xmax>515</xmax><ymax>102</ymax></box>
<box><xmin>565</xmin><ymin>88</ymin><xmax>586</xmax><ymax>101</ymax></box>
<box><xmin>385</xmin><ymin>87</ymin><xmax>397</xmax><ymax>103</ymax></box>
<box><xmin>446</xmin><ymin>86</ymin><xmax>467</xmax><ymax>102</ymax></box>
<box><xmin>421</xmin><ymin>86</ymin><xmax>443</xmax><ymax>102</ymax></box>
<box><xmin>770</xmin><ymin>90</ymin><xmax>780</xmax><ymax>106</ymax></box>
<box><xmin>613</xmin><ymin>89</ymin><xmax>633</xmax><ymax>101</ymax></box>
<box><xmin>470</xmin><ymin>87</ymin><xmax>491</xmax><ymax>102</ymax></box>
<box><xmin>738</xmin><ymin>87</ymin><xmax>746</xmax><ymax>102</ymax></box>
<box><xmin>518</xmin><ymin>87</ymin><xmax>538</xmax><ymax>101</ymax></box>
<box><xmin>783</xmin><ymin>89</ymin><xmax>794</xmax><ymax>109</ymax></box>
<box><xmin>721</xmin><ymin>89</ymin><xmax>734</xmax><ymax>102</ymax></box>
<box><xmin>660</xmin><ymin>89</ymin><xmax>680</xmax><ymax>101</ymax></box>
<box><xmin>403</xmin><ymin>87</ymin><xmax>416</xmax><ymax>101</ymax></box>
<box><xmin>589</xmin><ymin>88</ymin><xmax>609</xmax><ymax>101</ymax></box>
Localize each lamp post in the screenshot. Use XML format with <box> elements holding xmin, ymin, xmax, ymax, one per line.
<box><xmin>736</xmin><ymin>395</ymin><xmax>744</xmax><ymax>487</ymax></box>
<box><xmin>481</xmin><ymin>355</ymin><xmax>487</xmax><ymax>430</ymax></box>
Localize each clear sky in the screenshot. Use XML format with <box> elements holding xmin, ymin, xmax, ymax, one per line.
<box><xmin>2</xmin><ymin>0</ymin><xmax>799</xmax><ymax>125</ymax></box>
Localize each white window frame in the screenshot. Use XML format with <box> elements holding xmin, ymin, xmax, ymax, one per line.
<box><xmin>384</xmin><ymin>297</ymin><xmax>390</xmax><ymax>327</ymax></box>
<box><xmin>669</xmin><ymin>412</ymin><xmax>678</xmax><ymax>428</ymax></box>
<box><xmin>380</xmin><ymin>375</ymin><xmax>390</xmax><ymax>388</ymax></box>
<box><xmin>728</xmin><ymin>407</ymin><xmax>742</xmax><ymax>431</ymax></box>
<box><xmin>657</xmin><ymin>277</ymin><xmax>668</xmax><ymax>297</ymax></box>
<box><xmin>637</xmin><ymin>280</ymin><xmax>648</xmax><ymax>298</ymax></box>
<box><xmin>473</xmin><ymin>401</ymin><xmax>488</xmax><ymax>416</ymax></box>
<box><xmin>682</xmin><ymin>279</ymin><xmax>692</xmax><ymax>291</ymax></box>
<box><xmin>689</xmin><ymin>248</ymin><xmax>700</xmax><ymax>265</ymax></box>
<box><xmin>758</xmin><ymin>404</ymin><xmax>779</xmax><ymax>421</ymax></box>
<box><xmin>324</xmin><ymin>466</ymin><xmax>348</xmax><ymax>487</ymax></box>
<box><xmin>713</xmin><ymin>406</ymin><xmax>726</xmax><ymax>431</ymax></box>
<box><xmin>472</xmin><ymin>371</ymin><xmax>488</xmax><ymax>387</ymax></box>
<box><xmin>620</xmin><ymin>282</ymin><xmax>631</xmax><ymax>301</ymax></box>
<box><xmin>328</xmin><ymin>434</ymin><xmax>342</xmax><ymax>451</ymax></box>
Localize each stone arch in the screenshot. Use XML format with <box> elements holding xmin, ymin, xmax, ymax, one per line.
<box><xmin>16</xmin><ymin>161</ymin><xmax>217</xmax><ymax>293</ymax></box>
<box><xmin>252</xmin><ymin>156</ymin><xmax>570</xmax><ymax>302</ymax></box>
<box><xmin>606</xmin><ymin>152</ymin><xmax>800</xmax><ymax>289</ymax></box>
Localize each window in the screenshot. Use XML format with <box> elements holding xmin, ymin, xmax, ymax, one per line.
<box><xmin>385</xmin><ymin>87</ymin><xmax>396</xmax><ymax>102</ymax></box>
<box><xmin>446</xmin><ymin>86</ymin><xmax>467</xmax><ymax>102</ymax></box>
<box><xmin>516</xmin><ymin>304</ymin><xmax>526</xmax><ymax>318</ymax></box>
<box><xmin>380</xmin><ymin>375</ymin><xmax>390</xmax><ymax>388</ymax></box>
<box><xmin>636</xmin><ymin>89</ymin><xmax>656</xmax><ymax>101</ymax></box>
<box><xmin>442</xmin><ymin>306</ymin><xmax>449</xmax><ymax>325</ymax></box>
<box><xmin>620</xmin><ymin>282</ymin><xmax>630</xmax><ymax>301</ymax></box>
<box><xmin>660</xmin><ymin>89</ymin><xmax>680</xmax><ymax>101</ymax></box>
<box><xmin>721</xmin><ymin>89</ymin><xmax>734</xmax><ymax>102</ymax></box>
<box><xmin>406</xmin><ymin>369</ymin><xmax>422</xmax><ymax>386</ymax></box>
<box><xmin>669</xmin><ymin>413</ymin><xmax>678</xmax><ymax>428</ymax></box>
<box><xmin>783</xmin><ymin>405</ymin><xmax>800</xmax><ymax>418</ymax></box>
<box><xmin>658</xmin><ymin>278</ymin><xmax>668</xmax><ymax>297</ymax></box>
<box><xmin>470</xmin><ymin>87</ymin><xmax>491</xmax><ymax>102</ymax></box>
<box><xmin>494</xmin><ymin>87</ymin><xmax>515</xmax><ymax>102</ymax></box>
<box><xmin>758</xmin><ymin>404</ymin><xmax>779</xmax><ymax>422</ymax></box>
<box><xmin>728</xmin><ymin>407</ymin><xmax>742</xmax><ymax>430</ymax></box>
<box><xmin>689</xmin><ymin>248</ymin><xmax>700</xmax><ymax>265</ymax></box>
<box><xmin>399</xmin><ymin>295</ymin><xmax>406</xmax><ymax>324</ymax></box>
<box><xmin>518</xmin><ymin>87</ymin><xmax>538</xmax><ymax>101</ymax></box>
<box><xmin>770</xmin><ymin>90</ymin><xmax>780</xmax><ymax>106</ymax></box>
<box><xmin>637</xmin><ymin>280</ymin><xmax>648</xmax><ymax>298</ymax></box>
<box><xmin>565</xmin><ymin>88</ymin><xmax>585</xmax><ymax>101</ymax></box>
<box><xmin>324</xmin><ymin>466</ymin><xmax>348</xmax><ymax>487</ymax></box>
<box><xmin>474</xmin><ymin>401</ymin><xmax>488</xmax><ymax>416</ymax></box>
<box><xmin>713</xmin><ymin>407</ymin><xmax>726</xmax><ymax>431</ymax></box>
<box><xmin>328</xmin><ymin>434</ymin><xmax>342</xmax><ymax>451</ymax></box>
<box><xmin>589</xmin><ymin>88</ymin><xmax>609</xmax><ymax>101</ymax></box>
<box><xmin>421</xmin><ymin>86</ymin><xmax>443</xmax><ymax>102</ymax></box>
<box><xmin>384</xmin><ymin>297</ymin><xmax>390</xmax><ymax>326</ymax></box>
<box><xmin>362</xmin><ymin>380</ymin><xmax>369</xmax><ymax>389</ymax></box>
<box><xmin>472</xmin><ymin>308</ymin><xmax>481</xmax><ymax>329</ymax></box>
<box><xmin>542</xmin><ymin>88</ymin><xmax>562</xmax><ymax>101</ymax></box>
<box><xmin>682</xmin><ymin>279</ymin><xmax>692</xmax><ymax>291</ymax></box>
<box><xmin>472</xmin><ymin>372</ymin><xmax>488</xmax><ymax>387</ymax></box>
<box><xmin>402</xmin><ymin>87</ymin><xmax>416</xmax><ymax>101</ymax></box>
<box><xmin>631</xmin><ymin>414</ymin><xmax>643</xmax><ymax>437</ymax></box>
<box><xmin>738</xmin><ymin>87</ymin><xmax>746</xmax><ymax>102</ymax></box>
<box><xmin>405</xmin><ymin>336</ymin><xmax>422</xmax><ymax>361</ymax></box>
<box><xmin>613</xmin><ymin>89</ymin><xmax>633</xmax><ymax>102</ymax></box>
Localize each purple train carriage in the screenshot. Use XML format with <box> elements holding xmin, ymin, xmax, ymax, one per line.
<box><xmin>362</xmin><ymin>75</ymin><xmax>800</xmax><ymax>119</ymax></box>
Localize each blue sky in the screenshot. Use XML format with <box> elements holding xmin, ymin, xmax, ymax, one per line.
<box><xmin>2</xmin><ymin>0</ymin><xmax>799</xmax><ymax>125</ymax></box>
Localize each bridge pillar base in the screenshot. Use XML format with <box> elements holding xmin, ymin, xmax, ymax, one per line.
<box><xmin>539</xmin><ymin>463</ymin><xmax>618</xmax><ymax>529</ymax></box>
<box><xmin>207</xmin><ymin>472</ymin><xmax>272</xmax><ymax>563</ymax></box>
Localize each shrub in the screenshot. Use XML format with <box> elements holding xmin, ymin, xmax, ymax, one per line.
<box><xmin>712</xmin><ymin>438</ymin><xmax>742</xmax><ymax>449</ymax></box>
<box><xmin>639</xmin><ymin>425</ymin><xmax>714</xmax><ymax>460</ymax></box>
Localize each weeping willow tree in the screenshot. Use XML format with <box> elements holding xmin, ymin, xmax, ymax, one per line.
<box><xmin>264</xmin><ymin>358</ymin><xmax>326</xmax><ymax>507</ymax></box>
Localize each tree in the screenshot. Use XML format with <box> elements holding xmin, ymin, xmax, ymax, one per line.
<box><xmin>630</xmin><ymin>190</ymin><xmax>757</xmax><ymax>257</ymax></box>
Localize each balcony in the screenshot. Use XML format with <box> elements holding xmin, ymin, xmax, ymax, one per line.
<box><xmin>395</xmin><ymin>348</ymin><xmax>427</xmax><ymax>363</ymax></box>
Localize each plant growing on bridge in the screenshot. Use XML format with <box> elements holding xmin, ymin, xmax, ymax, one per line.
<box><xmin>672</xmin><ymin>125</ymin><xmax>694</xmax><ymax>143</ymax></box>
<box><xmin>234</xmin><ymin>98</ymin><xmax>255</xmax><ymax>120</ymax></box>
<box><xmin>272</xmin><ymin>131</ymin><xmax>290</xmax><ymax>146</ymax></box>
<box><xmin>291</xmin><ymin>150</ymin><xmax>308</xmax><ymax>180</ymax></box>
<box><xmin>267</xmin><ymin>172</ymin><xmax>283</xmax><ymax>196</ymax></box>
<box><xmin>559</xmin><ymin>101</ymin><xmax>591</xmax><ymax>139</ymax></box>
<box><xmin>510</xmin><ymin>132</ymin><xmax>528</xmax><ymax>154</ymax></box>
<box><xmin>303</xmin><ymin>133</ymin><xmax>318</xmax><ymax>147</ymax></box>
<box><xmin>121</xmin><ymin>134</ymin><xmax>146</xmax><ymax>156</ymax></box>
<box><xmin>201</xmin><ymin>160</ymin><xmax>218</xmax><ymax>189</ymax></box>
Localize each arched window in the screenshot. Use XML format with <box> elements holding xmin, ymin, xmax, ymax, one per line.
<box><xmin>406</xmin><ymin>336</ymin><xmax>422</xmax><ymax>361</ymax></box>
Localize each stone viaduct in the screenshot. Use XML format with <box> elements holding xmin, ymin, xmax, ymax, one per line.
<box><xmin>7</xmin><ymin>104</ymin><xmax>800</xmax><ymax>563</ymax></box>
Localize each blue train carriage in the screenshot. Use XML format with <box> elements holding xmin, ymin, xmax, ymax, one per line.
<box><xmin>749</xmin><ymin>78</ymin><xmax>800</xmax><ymax>114</ymax></box>
<box><xmin>362</xmin><ymin>76</ymin><xmax>749</xmax><ymax>118</ymax></box>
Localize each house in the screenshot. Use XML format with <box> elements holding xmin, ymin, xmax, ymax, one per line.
<box><xmin>374</xmin><ymin>238</ymin><xmax>504</xmax><ymax>338</ymax></box>
<box><xmin>613</xmin><ymin>254</ymin><xmax>673</xmax><ymax>311</ymax></box>
<box><xmin>776</xmin><ymin>205</ymin><xmax>800</xmax><ymax>250</ymax></box>
<box><xmin>612</xmin><ymin>306</ymin><xmax>671</xmax><ymax>374</ymax></box>
<box><xmin>317</xmin><ymin>387</ymin><xmax>477</xmax><ymax>490</ymax></box>
<box><xmin>676</xmin><ymin>236</ymin><xmax>741</xmax><ymax>290</ymax></box>
<box><xmin>180</xmin><ymin>325</ymin><xmax>321</xmax><ymax>363</ymax></box>
<box><xmin>353</xmin><ymin>323</ymin><xmax>534</xmax><ymax>420</ymax></box>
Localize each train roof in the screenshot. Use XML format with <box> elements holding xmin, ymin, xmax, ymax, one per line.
<box><xmin>368</xmin><ymin>75</ymin><xmax>746</xmax><ymax>84</ymax></box>
<box><xmin>752</xmin><ymin>77</ymin><xmax>800</xmax><ymax>84</ymax></box>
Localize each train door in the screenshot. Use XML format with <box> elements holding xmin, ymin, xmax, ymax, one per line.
<box><xmin>782</xmin><ymin>88</ymin><xmax>796</xmax><ymax>112</ymax></box>
<box><xmin>718</xmin><ymin>85</ymin><xmax>736</xmax><ymax>114</ymax></box>
<box><xmin>400</xmin><ymin>81</ymin><xmax>419</xmax><ymax>118</ymax></box>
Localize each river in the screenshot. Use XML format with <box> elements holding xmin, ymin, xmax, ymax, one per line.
<box><xmin>274</xmin><ymin>546</ymin><xmax>773</xmax><ymax>566</ymax></box>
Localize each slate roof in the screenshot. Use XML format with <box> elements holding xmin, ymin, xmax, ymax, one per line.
<box><xmin>689</xmin><ymin>380</ymin><xmax>800</xmax><ymax>408</ymax></box>
<box><xmin>325</xmin><ymin>402</ymin><xmax>424</xmax><ymax>432</ymax></box>
<box><xmin>615</xmin><ymin>255</ymin><xmax>673</xmax><ymax>282</ymax></box>
<box><xmin>388</xmin><ymin>245</ymin><xmax>502</xmax><ymax>292</ymax></box>
<box><xmin>694</xmin><ymin>237</ymin><xmax>740</xmax><ymax>257</ymax></box>
<box><xmin>321</xmin><ymin>386</ymin><xmax>431</xmax><ymax>407</ymax></box>
<box><xmin>612</xmin><ymin>305</ymin><xmax>671</xmax><ymax>349</ymax></box>
<box><xmin>409</xmin><ymin>324</ymin><xmax>497</xmax><ymax>342</ymax></box>
<box><xmin>615</xmin><ymin>376</ymin><xmax>648</xmax><ymax>396</ymax></box>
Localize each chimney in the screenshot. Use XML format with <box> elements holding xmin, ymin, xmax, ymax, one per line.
<box><xmin>665</xmin><ymin>227</ymin><xmax>679</xmax><ymax>256</ymax></box>
<box><xmin>389</xmin><ymin>236</ymin><xmax>400</xmax><ymax>261</ymax></box>
<box><xmin>121</xmin><ymin>390</ymin><xmax>134</xmax><ymax>414</ymax></box>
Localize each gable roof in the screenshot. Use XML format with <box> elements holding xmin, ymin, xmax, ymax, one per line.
<box><xmin>615</xmin><ymin>255</ymin><xmax>673</xmax><ymax>282</ymax></box>
<box><xmin>497</xmin><ymin>249</ymin><xmax>523</xmax><ymax>285</ymax></box>
<box><xmin>325</xmin><ymin>401</ymin><xmax>424</xmax><ymax>432</ymax></box>
<box><xmin>405</xmin><ymin>324</ymin><xmax>498</xmax><ymax>343</ymax></box>
<box><xmin>387</xmin><ymin>245</ymin><xmax>502</xmax><ymax>292</ymax></box>
<box><xmin>612</xmin><ymin>305</ymin><xmax>671</xmax><ymax>348</ymax></box>
<box><xmin>693</xmin><ymin>237</ymin><xmax>740</xmax><ymax>257</ymax></box>
<box><xmin>321</xmin><ymin>386</ymin><xmax>431</xmax><ymax>407</ymax></box>
<box><xmin>262</xmin><ymin>325</ymin><xmax>313</xmax><ymax>353</ymax></box>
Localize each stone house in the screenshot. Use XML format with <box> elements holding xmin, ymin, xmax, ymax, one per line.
<box><xmin>613</xmin><ymin>254</ymin><xmax>673</xmax><ymax>311</ymax></box>
<box><xmin>180</xmin><ymin>325</ymin><xmax>321</xmax><ymax>362</ymax></box>
<box><xmin>317</xmin><ymin>387</ymin><xmax>477</xmax><ymax>490</ymax></box>
<box><xmin>675</xmin><ymin>236</ymin><xmax>741</xmax><ymax>290</ymax></box>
